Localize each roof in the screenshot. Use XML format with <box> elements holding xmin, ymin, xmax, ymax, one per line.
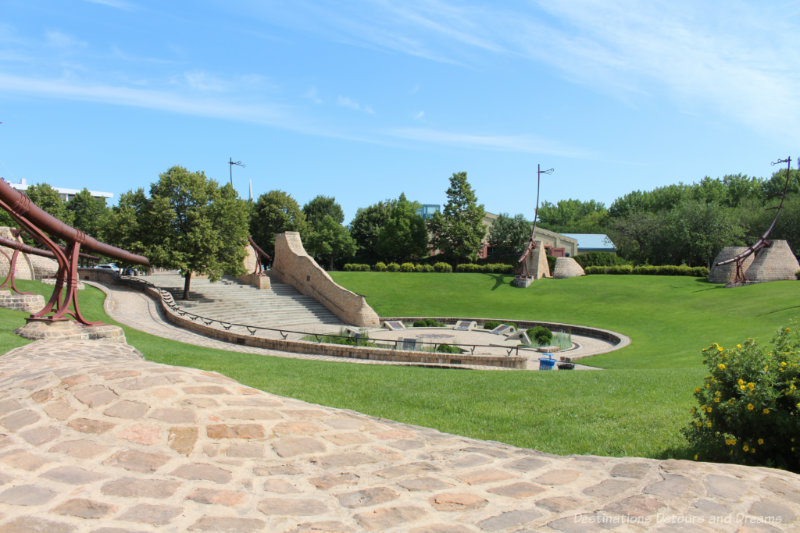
<box><xmin>562</xmin><ymin>233</ymin><xmax>616</xmax><ymax>251</ymax></box>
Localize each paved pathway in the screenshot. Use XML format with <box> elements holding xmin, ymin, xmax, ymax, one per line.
<box><xmin>1</xmin><ymin>339</ymin><xmax>799</xmax><ymax>532</ymax></box>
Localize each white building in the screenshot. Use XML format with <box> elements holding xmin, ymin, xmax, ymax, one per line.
<box><xmin>9</xmin><ymin>178</ymin><xmax>113</xmax><ymax>203</ymax></box>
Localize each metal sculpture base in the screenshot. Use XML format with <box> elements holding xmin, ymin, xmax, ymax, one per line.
<box><xmin>16</xmin><ymin>319</ymin><xmax>126</xmax><ymax>342</ymax></box>
<box><xmin>512</xmin><ymin>276</ymin><xmax>534</xmax><ymax>288</ymax></box>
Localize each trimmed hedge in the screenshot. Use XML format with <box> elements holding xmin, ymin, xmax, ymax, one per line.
<box><xmin>585</xmin><ymin>264</ymin><xmax>709</xmax><ymax>277</ymax></box>
<box><xmin>343</xmin><ymin>263</ymin><xmax>371</xmax><ymax>271</ymax></box>
<box><xmin>573</xmin><ymin>252</ymin><xmax>630</xmax><ymax>268</ymax></box>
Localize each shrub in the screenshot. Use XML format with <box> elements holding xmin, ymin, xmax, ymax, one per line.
<box><xmin>387</xmin><ymin>262</ymin><xmax>401</xmax><ymax>272</ymax></box>
<box><xmin>434</xmin><ymin>262</ymin><xmax>453</xmax><ymax>273</ymax></box>
<box><xmin>484</xmin><ymin>263</ymin><xmax>514</xmax><ymax>274</ymax></box>
<box><xmin>421</xmin><ymin>264</ymin><xmax>434</xmax><ymax>272</ymax></box>
<box><xmin>528</xmin><ymin>326</ymin><xmax>553</xmax><ymax>346</ymax></box>
<box><xmin>373</xmin><ymin>262</ymin><xmax>387</xmax><ymax>272</ymax></box>
<box><xmin>456</xmin><ymin>263</ymin><xmax>485</xmax><ymax>273</ymax></box>
<box><xmin>683</xmin><ymin>326</ymin><xmax>800</xmax><ymax>472</ymax></box>
<box><xmin>435</xmin><ymin>343</ymin><xmax>463</xmax><ymax>354</ymax></box>
<box><xmin>483</xmin><ymin>321</ymin><xmax>516</xmax><ymax>330</ymax></box>
<box><xmin>343</xmin><ymin>263</ymin><xmax>370</xmax><ymax>271</ymax></box>
<box><xmin>586</xmin><ymin>264</ymin><xmax>708</xmax><ymax>277</ymax></box>
<box><xmin>400</xmin><ymin>262</ymin><xmax>416</xmax><ymax>272</ymax></box>
<box><xmin>413</xmin><ymin>318</ymin><xmax>445</xmax><ymax>327</ymax></box>
<box><xmin>797</xmin><ymin>270</ymin><xmax>800</xmax><ymax>280</ymax></box>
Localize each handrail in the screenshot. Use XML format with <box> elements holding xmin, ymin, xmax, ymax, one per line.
<box><xmin>0</xmin><ymin>179</ymin><xmax>149</xmax><ymax>266</ymax></box>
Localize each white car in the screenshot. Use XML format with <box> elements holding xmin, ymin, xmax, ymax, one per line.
<box><xmin>94</xmin><ymin>263</ymin><xmax>119</xmax><ymax>273</ymax></box>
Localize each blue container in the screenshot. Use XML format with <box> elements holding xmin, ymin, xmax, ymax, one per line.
<box><xmin>538</xmin><ymin>355</ymin><xmax>556</xmax><ymax>370</ymax></box>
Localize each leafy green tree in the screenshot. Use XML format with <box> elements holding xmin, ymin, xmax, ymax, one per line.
<box><xmin>349</xmin><ymin>200</ymin><xmax>393</xmax><ymax>263</ymax></box>
<box><xmin>537</xmin><ymin>199</ymin><xmax>608</xmax><ymax>233</ymax></box>
<box><xmin>487</xmin><ymin>213</ymin><xmax>530</xmax><ymax>259</ymax></box>
<box><xmin>117</xmin><ymin>166</ymin><xmax>249</xmax><ymax>299</ymax></box>
<box><xmin>103</xmin><ymin>188</ymin><xmax>151</xmax><ymax>259</ymax></box>
<box><xmin>250</xmin><ymin>190</ymin><xmax>307</xmax><ymax>256</ymax></box>
<box><xmin>428</xmin><ymin>172</ymin><xmax>486</xmax><ymax>263</ymax></box>
<box><xmin>25</xmin><ymin>183</ymin><xmax>73</xmax><ymax>226</ymax></box>
<box><xmin>375</xmin><ymin>193</ymin><xmax>428</xmax><ymax>262</ymax></box>
<box><xmin>303</xmin><ymin>195</ymin><xmax>344</xmax><ymax>227</ymax></box>
<box><xmin>67</xmin><ymin>188</ymin><xmax>109</xmax><ymax>238</ymax></box>
<box><xmin>304</xmin><ymin>215</ymin><xmax>357</xmax><ymax>269</ymax></box>
<box><xmin>669</xmin><ymin>200</ymin><xmax>745</xmax><ymax>268</ymax></box>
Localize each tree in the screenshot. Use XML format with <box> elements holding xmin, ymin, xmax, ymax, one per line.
<box><xmin>537</xmin><ymin>199</ymin><xmax>608</xmax><ymax>233</ymax></box>
<box><xmin>304</xmin><ymin>215</ymin><xmax>357</xmax><ymax>269</ymax></box>
<box><xmin>303</xmin><ymin>195</ymin><xmax>344</xmax><ymax>227</ymax></box>
<box><xmin>67</xmin><ymin>188</ymin><xmax>109</xmax><ymax>239</ymax></box>
<box><xmin>25</xmin><ymin>183</ymin><xmax>73</xmax><ymax>226</ymax></box>
<box><xmin>103</xmin><ymin>188</ymin><xmax>150</xmax><ymax>259</ymax></box>
<box><xmin>349</xmin><ymin>201</ymin><xmax>393</xmax><ymax>263</ymax></box>
<box><xmin>250</xmin><ymin>190</ymin><xmax>307</xmax><ymax>256</ymax></box>
<box><xmin>375</xmin><ymin>193</ymin><xmax>428</xmax><ymax>262</ymax></box>
<box><xmin>487</xmin><ymin>213</ymin><xmax>530</xmax><ymax>259</ymax></box>
<box><xmin>124</xmin><ymin>166</ymin><xmax>249</xmax><ymax>299</ymax></box>
<box><xmin>669</xmin><ymin>200</ymin><xmax>745</xmax><ymax>268</ymax></box>
<box><xmin>428</xmin><ymin>172</ymin><xmax>486</xmax><ymax>263</ymax></box>
<box><xmin>303</xmin><ymin>196</ymin><xmax>355</xmax><ymax>269</ymax></box>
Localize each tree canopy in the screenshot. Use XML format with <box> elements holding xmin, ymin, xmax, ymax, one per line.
<box><xmin>302</xmin><ymin>195</ymin><xmax>355</xmax><ymax>269</ymax></box>
<box><xmin>487</xmin><ymin>213</ymin><xmax>530</xmax><ymax>260</ymax></box>
<box><xmin>109</xmin><ymin>166</ymin><xmax>249</xmax><ymax>298</ymax></box>
<box><xmin>428</xmin><ymin>172</ymin><xmax>486</xmax><ymax>263</ymax></box>
<box><xmin>250</xmin><ymin>190</ymin><xmax>307</xmax><ymax>256</ymax></box>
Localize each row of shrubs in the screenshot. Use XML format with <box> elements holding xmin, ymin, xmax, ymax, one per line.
<box><xmin>585</xmin><ymin>264</ymin><xmax>709</xmax><ymax>277</ymax></box>
<box><xmin>343</xmin><ymin>262</ymin><xmax>514</xmax><ymax>273</ymax></box>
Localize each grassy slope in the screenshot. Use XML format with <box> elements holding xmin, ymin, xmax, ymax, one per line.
<box><xmin>3</xmin><ymin>275</ymin><xmax>798</xmax><ymax>459</ymax></box>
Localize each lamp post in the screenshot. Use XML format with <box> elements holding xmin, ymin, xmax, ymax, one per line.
<box><xmin>228</xmin><ymin>158</ymin><xmax>245</xmax><ymax>187</ymax></box>
<box><xmin>530</xmin><ymin>164</ymin><xmax>554</xmax><ymax>246</ymax></box>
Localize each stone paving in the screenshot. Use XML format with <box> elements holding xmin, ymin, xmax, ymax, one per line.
<box><xmin>1</xmin><ymin>339</ymin><xmax>800</xmax><ymax>532</ymax></box>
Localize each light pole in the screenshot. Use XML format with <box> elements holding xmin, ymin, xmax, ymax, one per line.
<box><xmin>228</xmin><ymin>158</ymin><xmax>245</xmax><ymax>187</ymax></box>
<box><xmin>530</xmin><ymin>163</ymin><xmax>554</xmax><ymax>244</ymax></box>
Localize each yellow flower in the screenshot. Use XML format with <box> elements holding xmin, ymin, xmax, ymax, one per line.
<box><xmin>715</xmin><ymin>391</ymin><xmax>722</xmax><ymax>396</ymax></box>
<box><xmin>747</xmin><ymin>403</ymin><xmax>754</xmax><ymax>411</ymax></box>
<box><xmin>758</xmin><ymin>438</ymin><xmax>764</xmax><ymax>445</ymax></box>
<box><xmin>738</xmin><ymin>379</ymin><xmax>744</xmax><ymax>385</ymax></box>
<box><xmin>706</xmin><ymin>421</ymin><xmax>712</xmax><ymax>427</ymax></box>
<box><xmin>714</xmin><ymin>397</ymin><xmax>720</xmax><ymax>403</ymax></box>
<box><xmin>707</xmin><ymin>407</ymin><xmax>713</xmax><ymax>414</ymax></box>
<box><xmin>751</xmin><ymin>447</ymin><xmax>756</xmax><ymax>454</ymax></box>
<box><xmin>743</xmin><ymin>444</ymin><xmax>749</xmax><ymax>452</ymax></box>
<box><xmin>694</xmin><ymin>388</ymin><xmax>701</xmax><ymax>394</ymax></box>
<box><xmin>781</xmin><ymin>361</ymin><xmax>787</xmax><ymax>367</ymax></box>
<box><xmin>740</xmin><ymin>385</ymin><xmax>746</xmax><ymax>390</ymax></box>
<box><xmin>763</xmin><ymin>408</ymin><xmax>770</xmax><ymax>415</ymax></box>
<box><xmin>747</xmin><ymin>382</ymin><xmax>755</xmax><ymax>390</ymax></box>
<box><xmin>736</xmin><ymin>344</ymin><xmax>742</xmax><ymax>349</ymax></box>
<box><xmin>694</xmin><ymin>454</ymin><xmax>698</xmax><ymax>460</ymax></box>
<box><xmin>718</xmin><ymin>363</ymin><xmax>726</xmax><ymax>370</ymax></box>
<box><xmin>717</xmin><ymin>344</ymin><xmax>724</xmax><ymax>352</ymax></box>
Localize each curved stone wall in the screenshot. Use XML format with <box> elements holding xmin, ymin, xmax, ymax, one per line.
<box><xmin>272</xmin><ymin>232</ymin><xmax>379</xmax><ymax>327</ymax></box>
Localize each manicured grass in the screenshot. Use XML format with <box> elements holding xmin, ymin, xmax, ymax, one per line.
<box><xmin>2</xmin><ymin>274</ymin><xmax>797</xmax><ymax>460</ymax></box>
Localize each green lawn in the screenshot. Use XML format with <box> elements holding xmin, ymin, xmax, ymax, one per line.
<box><xmin>2</xmin><ymin>274</ymin><xmax>798</xmax><ymax>460</ymax></box>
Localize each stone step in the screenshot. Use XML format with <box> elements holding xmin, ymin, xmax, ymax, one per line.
<box><xmin>140</xmin><ymin>273</ymin><xmax>343</xmax><ymax>329</ymax></box>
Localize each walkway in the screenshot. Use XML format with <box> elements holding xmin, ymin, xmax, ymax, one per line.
<box><xmin>1</xmin><ymin>339</ymin><xmax>799</xmax><ymax>532</ymax></box>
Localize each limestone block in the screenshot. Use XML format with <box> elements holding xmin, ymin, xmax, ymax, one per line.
<box><xmin>553</xmin><ymin>257</ymin><xmax>585</xmax><ymax>279</ymax></box>
<box><xmin>709</xmin><ymin>247</ymin><xmax>754</xmax><ymax>284</ymax></box>
<box><xmin>745</xmin><ymin>240</ymin><xmax>800</xmax><ymax>283</ymax></box>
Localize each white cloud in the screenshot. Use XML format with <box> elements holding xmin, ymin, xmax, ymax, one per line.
<box><xmin>414</xmin><ymin>110</ymin><xmax>425</xmax><ymax>120</ymax></box>
<box><xmin>337</xmin><ymin>95</ymin><xmax>375</xmax><ymax>114</ymax></box>
<box><xmin>303</xmin><ymin>87</ymin><xmax>323</xmax><ymax>104</ymax></box>
<box><xmin>45</xmin><ymin>30</ymin><xmax>87</xmax><ymax>49</ymax></box>
<box><xmin>387</xmin><ymin>127</ymin><xmax>591</xmax><ymax>158</ymax></box>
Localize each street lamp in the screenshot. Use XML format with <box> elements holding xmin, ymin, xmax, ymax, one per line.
<box><xmin>228</xmin><ymin>157</ymin><xmax>245</xmax><ymax>187</ymax></box>
<box><xmin>530</xmin><ymin>164</ymin><xmax>554</xmax><ymax>242</ymax></box>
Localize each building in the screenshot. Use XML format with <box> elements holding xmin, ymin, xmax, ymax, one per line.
<box><xmin>8</xmin><ymin>178</ymin><xmax>113</xmax><ymax>203</ymax></box>
<box><xmin>479</xmin><ymin>212</ymin><xmax>578</xmax><ymax>259</ymax></box>
<box><xmin>416</xmin><ymin>204</ymin><xmax>440</xmax><ymax>220</ymax></box>
<box><xmin>561</xmin><ymin>233</ymin><xmax>617</xmax><ymax>255</ymax></box>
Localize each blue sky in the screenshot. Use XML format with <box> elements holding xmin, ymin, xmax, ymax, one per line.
<box><xmin>2</xmin><ymin>1</ymin><xmax>800</xmax><ymax>223</ymax></box>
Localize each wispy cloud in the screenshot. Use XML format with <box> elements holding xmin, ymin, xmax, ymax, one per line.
<box><xmin>304</xmin><ymin>87</ymin><xmax>323</xmax><ymax>104</ymax></box>
<box><xmin>83</xmin><ymin>0</ymin><xmax>136</xmax><ymax>11</ymax></box>
<box><xmin>388</xmin><ymin>127</ymin><xmax>591</xmax><ymax>158</ymax></box>
<box><xmin>45</xmin><ymin>30</ymin><xmax>87</xmax><ymax>49</ymax></box>
<box><xmin>337</xmin><ymin>95</ymin><xmax>375</xmax><ymax>114</ymax></box>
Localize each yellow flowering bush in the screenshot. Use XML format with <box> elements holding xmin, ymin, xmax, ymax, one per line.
<box><xmin>683</xmin><ymin>325</ymin><xmax>800</xmax><ymax>472</ymax></box>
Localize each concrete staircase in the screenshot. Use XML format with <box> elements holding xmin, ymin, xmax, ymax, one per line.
<box><xmin>141</xmin><ymin>273</ymin><xmax>344</xmax><ymax>330</ymax></box>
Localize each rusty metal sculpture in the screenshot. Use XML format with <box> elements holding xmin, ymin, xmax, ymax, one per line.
<box><xmin>514</xmin><ymin>164</ymin><xmax>553</xmax><ymax>285</ymax></box>
<box><xmin>247</xmin><ymin>235</ymin><xmax>271</xmax><ymax>276</ymax></box>
<box><xmin>715</xmin><ymin>157</ymin><xmax>794</xmax><ymax>286</ymax></box>
<box><xmin>0</xmin><ymin>178</ymin><xmax>149</xmax><ymax>325</ymax></box>
<box><xmin>0</xmin><ymin>232</ymin><xmax>99</xmax><ymax>294</ymax></box>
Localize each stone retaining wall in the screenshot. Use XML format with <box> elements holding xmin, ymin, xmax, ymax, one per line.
<box><xmin>272</xmin><ymin>232</ymin><xmax>379</xmax><ymax>327</ymax></box>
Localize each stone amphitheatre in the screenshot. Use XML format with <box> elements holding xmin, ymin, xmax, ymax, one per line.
<box><xmin>0</xmin><ymin>229</ymin><xmax>799</xmax><ymax>531</ymax></box>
